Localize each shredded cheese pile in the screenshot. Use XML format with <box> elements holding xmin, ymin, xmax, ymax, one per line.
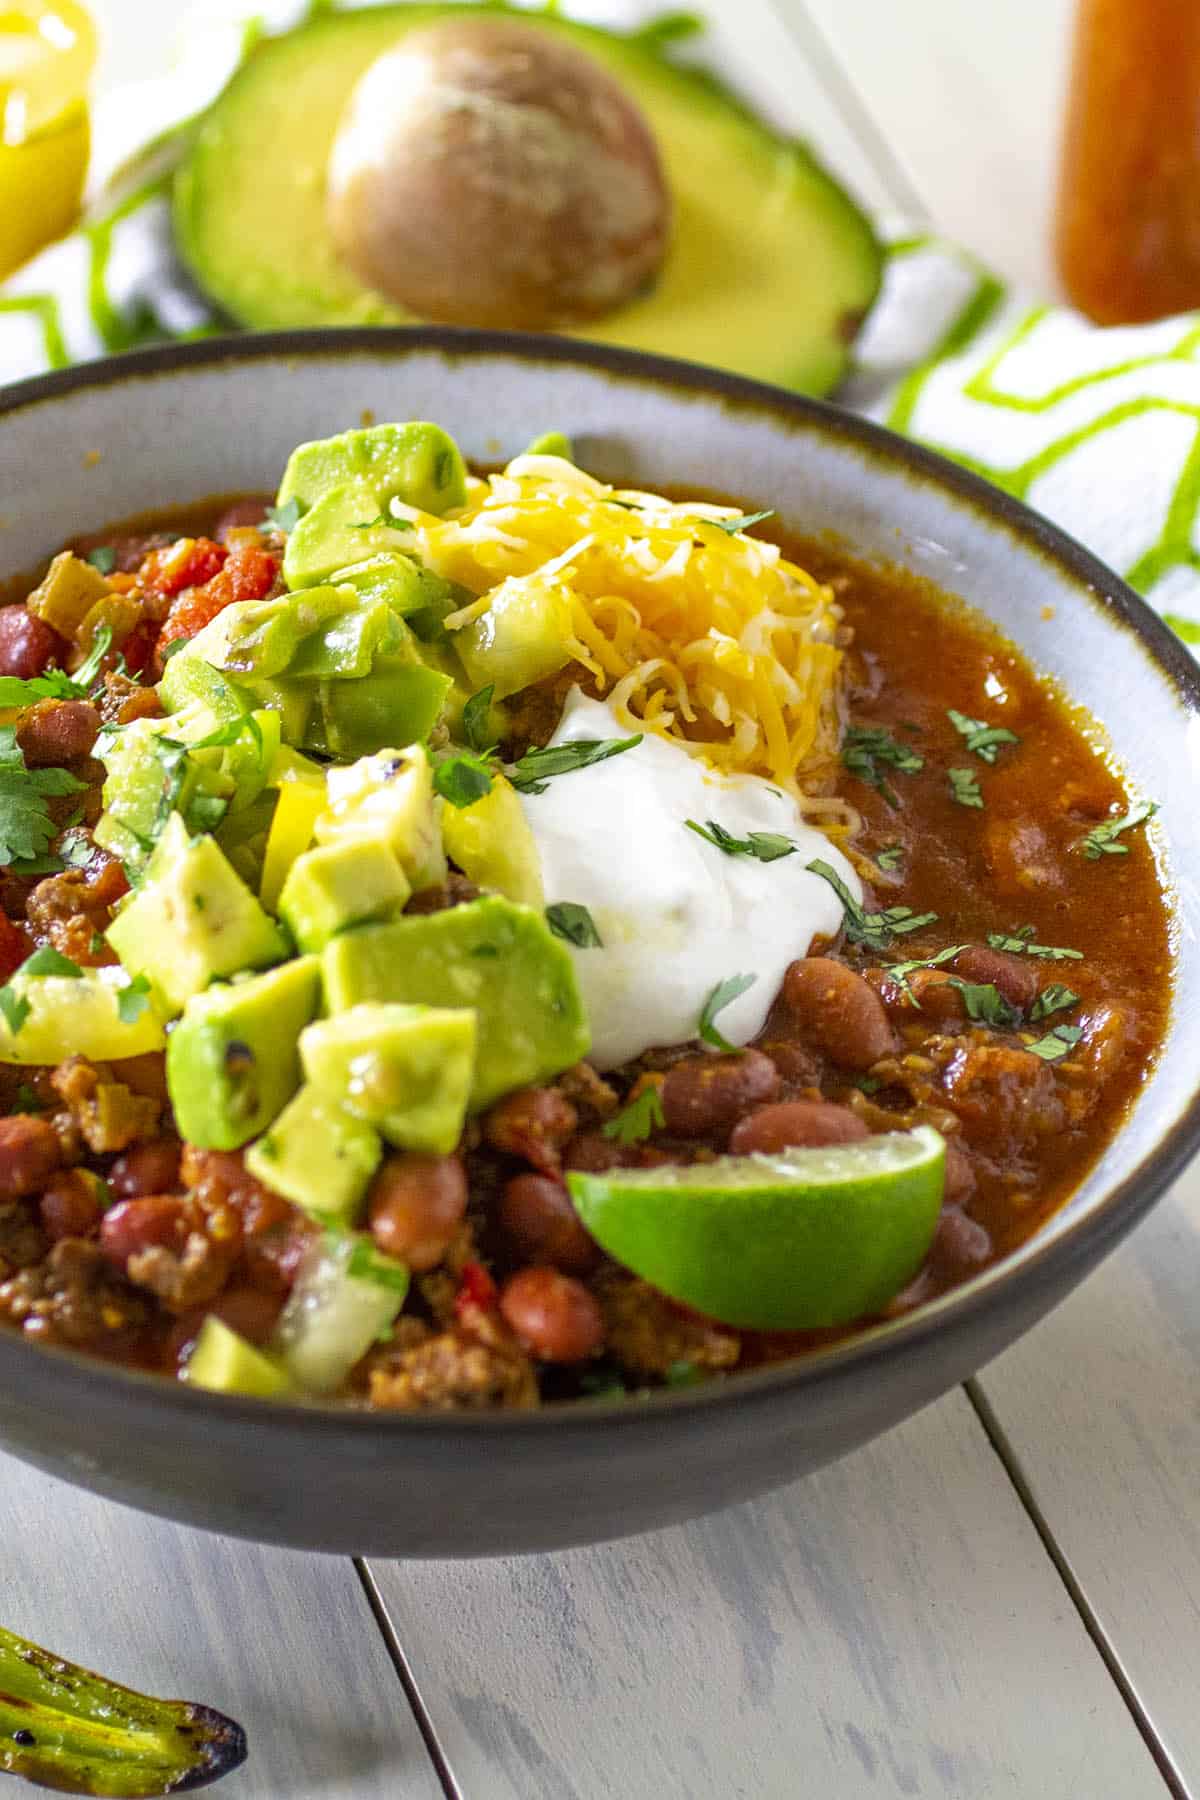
<box><xmin>402</xmin><ymin>453</ymin><xmax>848</xmax><ymax>808</ymax></box>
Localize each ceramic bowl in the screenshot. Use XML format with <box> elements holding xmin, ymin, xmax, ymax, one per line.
<box><xmin>0</xmin><ymin>330</ymin><xmax>1196</xmax><ymax>1558</ymax></box>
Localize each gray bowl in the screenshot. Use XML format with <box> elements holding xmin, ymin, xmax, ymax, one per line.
<box><xmin>0</xmin><ymin>329</ymin><xmax>1196</xmax><ymax>1558</ymax></box>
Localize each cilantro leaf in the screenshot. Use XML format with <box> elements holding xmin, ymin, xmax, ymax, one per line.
<box><xmin>876</xmin><ymin>844</ymin><xmax>904</xmax><ymax>872</ymax></box>
<box><xmin>461</xmin><ymin>684</ymin><xmax>497</xmax><ymax>756</ymax></box>
<box><xmin>71</xmin><ymin>624</ymin><xmax>114</xmax><ymax>693</ymax></box>
<box><xmin>1079</xmin><ymin>800</ymin><xmax>1158</xmax><ymax>859</ymax></box>
<box><xmin>188</xmin><ymin>712</ymin><xmax>264</xmax><ymax>756</ymax></box>
<box><xmin>806</xmin><ymin>858</ymin><xmax>938</xmax><ymax>953</ymax></box>
<box><xmin>345</xmin><ymin>1237</ymin><xmax>411</xmax><ymax>1293</ymax></box>
<box><xmin>0</xmin><ymin>987</ymin><xmax>29</xmax><ymax>1035</ymax></box>
<box><xmin>842</xmin><ymin>726</ymin><xmax>924</xmax><ymax>809</ymax></box>
<box><xmin>1027</xmin><ymin>1022</ymin><xmax>1084</xmax><ymax>1062</ymax></box>
<box><xmin>948</xmin><ymin>766</ymin><xmax>984</xmax><ymax>809</ymax></box>
<box><xmin>352</xmin><ymin>511</ymin><xmax>412</xmax><ymax>532</ymax></box>
<box><xmin>434</xmin><ymin>751</ymin><xmax>494</xmax><ymax>809</ymax></box>
<box><xmin>887</xmin><ymin>944</ymin><xmax>969</xmax><ymax>1001</ymax></box>
<box><xmin>949</xmin><ymin>979</ymin><xmax>1021</xmax><ymax>1029</ymax></box>
<box><xmin>684</xmin><ymin>818</ymin><xmax>796</xmax><ymax>863</ymax></box>
<box><xmin>698</xmin><ymin>510</ymin><xmax>776</xmax><ymax>536</ymax></box>
<box><xmin>509</xmin><ymin>734</ymin><xmax>642</xmax><ymax>794</ymax></box>
<box><xmin>698</xmin><ymin>973</ymin><xmax>756</xmax><ymax>1052</ymax></box>
<box><xmin>1029</xmin><ymin>983</ymin><xmax>1079</xmax><ymax>1022</ymax></box>
<box><xmin>987</xmin><ymin>929</ymin><xmax>1082</xmax><ymax>962</ymax></box>
<box><xmin>85</xmin><ymin>545</ymin><xmax>116</xmax><ymax>574</ymax></box>
<box><xmin>0</xmin><ymin>727</ymin><xmax>88</xmax><ymax>867</ymax></box>
<box><xmin>602</xmin><ymin>1086</ymin><xmax>666</xmax><ymax>1145</ymax></box>
<box><xmin>261</xmin><ymin>497</ymin><xmax>305</xmax><ymax>534</ymax></box>
<box><xmin>545</xmin><ymin>902</ymin><xmax>602</xmax><ymax>948</ymax></box>
<box><xmin>116</xmin><ymin>973</ymin><xmax>153</xmax><ymax>1024</ymax></box>
<box><xmin>947</xmin><ymin>708</ymin><xmax>1020</xmax><ymax>764</ymax></box>
<box><xmin>20</xmin><ymin>946</ymin><xmax>82</xmax><ymax>979</ymax></box>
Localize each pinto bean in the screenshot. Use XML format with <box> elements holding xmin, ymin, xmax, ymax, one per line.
<box><xmin>904</xmin><ymin>967</ymin><xmax>968</xmax><ymax>1025</ymax></box>
<box><xmin>0</xmin><ymin>1115</ymin><xmax>62</xmax><ymax>1199</ymax></box>
<box><xmin>99</xmin><ymin>1194</ymin><xmax>188</xmax><ymax>1270</ymax></box>
<box><xmin>367</xmin><ymin>1153</ymin><xmax>468</xmax><ymax>1272</ymax></box>
<box><xmin>499</xmin><ymin>1173</ymin><xmax>598</xmax><ymax>1275</ymax></box>
<box><xmin>952</xmin><ymin>945</ymin><xmax>1039</xmax><ymax>1011</ymax></box>
<box><xmin>499</xmin><ymin>1266</ymin><xmax>604</xmax><ymax>1362</ymax></box>
<box><xmin>782</xmin><ymin>957</ymin><xmax>895</xmax><ymax>1070</ymax></box>
<box><xmin>933</xmin><ymin>1205</ymin><xmax>992</xmax><ymax>1274</ymax></box>
<box><xmin>660</xmin><ymin>1049</ymin><xmax>778</xmax><ymax>1139</ymax></box>
<box><xmin>729</xmin><ymin>1100</ymin><xmax>869</xmax><ymax>1155</ymax></box>
<box><xmin>0</xmin><ymin>605</ymin><xmax>65</xmax><ymax>678</ymax></box>
<box><xmin>109</xmin><ymin>1139</ymin><xmax>182</xmax><ymax>1200</ymax></box>
<box><xmin>16</xmin><ymin>698</ymin><xmax>100</xmax><ymax>767</ymax></box>
<box><xmin>39</xmin><ymin>1169</ymin><xmax>105</xmax><ymax>1241</ymax></box>
<box><xmin>483</xmin><ymin>1086</ymin><xmax>577</xmax><ymax>1172</ymax></box>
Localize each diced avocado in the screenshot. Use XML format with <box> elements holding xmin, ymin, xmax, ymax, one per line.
<box><xmin>158</xmin><ymin>644</ymin><xmax>256</xmax><ymax>723</ymax></box>
<box><xmin>442</xmin><ymin>772</ymin><xmax>544</xmax><ymax>908</ymax></box>
<box><xmin>279</xmin><ymin>840</ymin><xmax>411</xmax><ymax>952</ymax></box>
<box><xmin>322</xmin><ymin>895</ymin><xmax>589</xmax><ymax>1109</ymax></box>
<box><xmin>259</xmin><ymin>775</ymin><xmax>328</xmax><ymax>912</ymax></box>
<box><xmin>316</xmin><ymin>746</ymin><xmax>445</xmax><ymax>891</ymax></box>
<box><xmin>0</xmin><ymin>966</ymin><xmax>166</xmax><ymax>1065</ymax></box>
<box><xmin>186</xmin><ymin>1316</ymin><xmax>292</xmax><ymax>1399</ymax></box>
<box><xmin>301</xmin><ymin>1002</ymin><xmax>475</xmax><ymax>1154</ymax></box>
<box><xmin>522</xmin><ymin>431</ymin><xmax>574</xmax><ymax>460</ymax></box>
<box><xmin>275</xmin><ymin>421</ymin><xmax>468</xmax><ymax>516</ymax></box>
<box><xmin>315</xmin><ymin>657</ymin><xmax>452</xmax><ymax>761</ymax></box>
<box><xmin>172</xmin><ymin>7</ymin><xmax>881</xmax><ymax>396</ymax></box>
<box><xmin>454</xmin><ymin>574</ymin><xmax>574</xmax><ymax>700</ymax></box>
<box><xmin>107</xmin><ymin>814</ymin><xmax>289</xmax><ymax>1014</ymax></box>
<box><xmin>245</xmin><ymin>1082</ymin><xmax>382</xmax><ymax>1226</ymax></box>
<box><xmin>26</xmin><ymin>550</ymin><xmax>110</xmax><ymax>637</ymax></box>
<box><xmin>283</xmin><ymin>483</ymin><xmax>423</xmax><ymax>590</ymax></box>
<box><xmin>166</xmin><ymin>956</ymin><xmax>321</xmax><ymax>1149</ymax></box>
<box><xmin>272</xmin><ymin>1229</ymin><xmax>407</xmax><ymax>1394</ymax></box>
<box><xmin>169</xmin><ymin>589</ymin><xmax>358</xmax><ymax>682</ymax></box>
<box><xmin>326</xmin><ymin>552</ymin><xmax>450</xmax><ymax>618</ymax></box>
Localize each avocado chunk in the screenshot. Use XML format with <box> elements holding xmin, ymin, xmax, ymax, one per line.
<box><xmin>276</xmin><ymin>420</ymin><xmax>468</xmax><ymax>515</ymax></box>
<box><xmin>455</xmin><ymin>574</ymin><xmax>574</xmax><ymax>700</ymax></box>
<box><xmin>283</xmin><ymin>483</ymin><xmax>435</xmax><ymax>590</ymax></box>
<box><xmin>0</xmin><ymin>965</ymin><xmax>166</xmax><ymax>1065</ymax></box>
<box><xmin>301</xmin><ymin>1002</ymin><xmax>476</xmax><ymax>1153</ymax></box>
<box><xmin>315</xmin><ymin>746</ymin><xmax>445</xmax><ymax>891</ymax></box>
<box><xmin>186</xmin><ymin>1316</ymin><xmax>292</xmax><ymax>1399</ymax></box>
<box><xmin>278</xmin><ymin>840</ymin><xmax>411</xmax><ymax>952</ymax></box>
<box><xmin>166</xmin><ymin>956</ymin><xmax>321</xmax><ymax>1150</ymax></box>
<box><xmin>314</xmin><ymin>658</ymin><xmax>453</xmax><ymax>761</ymax></box>
<box><xmin>441</xmin><ymin>771</ymin><xmax>544</xmax><ymax>908</ymax></box>
<box><xmin>245</xmin><ymin>1081</ymin><xmax>383</xmax><ymax>1226</ymax></box>
<box><xmin>173</xmin><ymin>6</ymin><xmax>880</xmax><ymax>396</ymax></box>
<box><xmin>107</xmin><ymin>814</ymin><xmax>289</xmax><ymax>1014</ymax></box>
<box><xmin>322</xmin><ymin>894</ymin><xmax>589</xmax><ymax>1108</ymax></box>
<box><xmin>327</xmin><ymin>551</ymin><xmax>451</xmax><ymax>617</ymax></box>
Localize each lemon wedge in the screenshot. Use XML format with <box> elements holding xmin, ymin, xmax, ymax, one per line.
<box><xmin>0</xmin><ymin>2</ymin><xmax>95</xmax><ymax>277</ymax></box>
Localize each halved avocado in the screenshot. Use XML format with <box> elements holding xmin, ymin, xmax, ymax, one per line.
<box><xmin>173</xmin><ymin>5</ymin><xmax>881</xmax><ymax>396</ymax></box>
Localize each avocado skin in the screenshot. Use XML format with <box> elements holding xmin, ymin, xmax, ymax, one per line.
<box><xmin>167</xmin><ymin>958</ymin><xmax>321</xmax><ymax>1151</ymax></box>
<box><xmin>173</xmin><ymin>5</ymin><xmax>881</xmax><ymax>397</ymax></box>
<box><xmin>322</xmin><ymin>894</ymin><xmax>589</xmax><ymax>1110</ymax></box>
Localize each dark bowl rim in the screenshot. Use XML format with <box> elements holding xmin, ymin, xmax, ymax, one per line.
<box><xmin>0</xmin><ymin>322</ymin><xmax>1197</xmax><ymax>1443</ymax></box>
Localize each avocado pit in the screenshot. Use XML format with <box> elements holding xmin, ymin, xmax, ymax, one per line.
<box><xmin>325</xmin><ymin>17</ymin><xmax>672</xmax><ymax>330</ymax></box>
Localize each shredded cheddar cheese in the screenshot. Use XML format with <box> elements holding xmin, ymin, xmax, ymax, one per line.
<box><xmin>401</xmin><ymin>453</ymin><xmax>848</xmax><ymax>810</ymax></box>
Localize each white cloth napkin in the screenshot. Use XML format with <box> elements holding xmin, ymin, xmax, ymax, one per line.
<box><xmin>4</xmin><ymin>1</ymin><xmax>1200</xmax><ymax>642</ymax></box>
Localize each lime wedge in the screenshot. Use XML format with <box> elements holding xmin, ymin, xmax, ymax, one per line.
<box><xmin>567</xmin><ymin>1126</ymin><xmax>945</xmax><ymax>1330</ymax></box>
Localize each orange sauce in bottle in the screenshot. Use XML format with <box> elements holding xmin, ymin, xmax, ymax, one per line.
<box><xmin>1055</xmin><ymin>0</ymin><xmax>1200</xmax><ymax>323</ymax></box>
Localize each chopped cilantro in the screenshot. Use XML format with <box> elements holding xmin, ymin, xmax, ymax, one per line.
<box><xmin>849</xmin><ymin>1074</ymin><xmax>882</xmax><ymax>1095</ymax></box>
<box><xmin>509</xmin><ymin>734</ymin><xmax>641</xmax><ymax>794</ymax></box>
<box><xmin>876</xmin><ymin>843</ymin><xmax>904</xmax><ymax>872</ymax></box>
<box><xmin>949</xmin><ymin>979</ymin><xmax>1020</xmax><ymax>1029</ymax></box>
<box><xmin>842</xmin><ymin>726</ymin><xmax>924</xmax><ymax>809</ymax></box>
<box><xmin>461</xmin><ymin>684</ymin><xmax>497</xmax><ymax>756</ymax></box>
<box><xmin>346</xmin><ymin>1238</ymin><xmax>410</xmax><ymax>1292</ymax></box>
<box><xmin>887</xmin><ymin>944</ymin><xmax>969</xmax><ymax>1000</ymax></box>
<box><xmin>159</xmin><ymin>636</ymin><xmax>190</xmax><ymax>663</ymax></box>
<box><xmin>987</xmin><ymin>928</ymin><xmax>1082</xmax><ymax>962</ymax></box>
<box><xmin>0</xmin><ymin>728</ymin><xmax>88</xmax><ymax>868</ymax></box>
<box><xmin>699</xmin><ymin>510</ymin><xmax>776</xmax><ymax>536</ymax></box>
<box><xmin>116</xmin><ymin>973</ymin><xmax>154</xmax><ymax>1024</ymax></box>
<box><xmin>545</xmin><ymin>901</ymin><xmax>602</xmax><ymax>948</ymax></box>
<box><xmin>684</xmin><ymin>818</ymin><xmax>796</xmax><ymax>862</ymax></box>
<box><xmin>433</xmin><ymin>750</ymin><xmax>494</xmax><ymax>809</ymax></box>
<box><xmin>947</xmin><ymin>708</ymin><xmax>1020</xmax><ymax>763</ymax></box>
<box><xmin>1079</xmin><ymin>800</ymin><xmax>1158</xmax><ymax>859</ymax></box>
<box><xmin>0</xmin><ymin>988</ymin><xmax>29</xmax><ymax>1035</ymax></box>
<box><xmin>353</xmin><ymin>511</ymin><xmax>412</xmax><ymax>532</ymax></box>
<box><xmin>84</xmin><ymin>545</ymin><xmax>116</xmax><ymax>575</ymax></box>
<box><xmin>603</xmin><ymin>1085</ymin><xmax>666</xmax><ymax>1145</ymax></box>
<box><xmin>261</xmin><ymin>497</ymin><xmax>305</xmax><ymax>534</ymax></box>
<box><xmin>1027</xmin><ymin>1022</ymin><xmax>1084</xmax><ymax>1062</ymax></box>
<box><xmin>664</xmin><ymin>1359</ymin><xmax>703</xmax><ymax>1387</ymax></box>
<box><xmin>699</xmin><ymin>972</ymin><xmax>756</xmax><ymax>1052</ymax></box>
<box><xmin>806</xmin><ymin>858</ymin><xmax>938</xmax><ymax>953</ymax></box>
<box><xmin>21</xmin><ymin>946</ymin><xmax>82</xmax><ymax>979</ymax></box>
<box><xmin>188</xmin><ymin>713</ymin><xmax>264</xmax><ymax>755</ymax></box>
<box><xmin>948</xmin><ymin>766</ymin><xmax>984</xmax><ymax>809</ymax></box>
<box><xmin>1029</xmin><ymin>983</ymin><xmax>1079</xmax><ymax>1022</ymax></box>
<box><xmin>12</xmin><ymin>1083</ymin><xmax>42</xmax><ymax>1113</ymax></box>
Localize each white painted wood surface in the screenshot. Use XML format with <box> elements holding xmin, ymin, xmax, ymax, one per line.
<box><xmin>0</xmin><ymin>1454</ymin><xmax>443</xmax><ymax>1799</ymax></box>
<box><xmin>368</xmin><ymin>1391</ymin><xmax>1167</xmax><ymax>1800</ymax></box>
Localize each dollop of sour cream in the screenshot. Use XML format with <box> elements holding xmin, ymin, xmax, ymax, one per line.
<box><xmin>519</xmin><ymin>691</ymin><xmax>863</xmax><ymax>1068</ymax></box>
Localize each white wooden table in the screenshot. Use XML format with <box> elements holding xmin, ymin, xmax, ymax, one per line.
<box><xmin>10</xmin><ymin>3</ymin><xmax>1200</xmax><ymax>1795</ymax></box>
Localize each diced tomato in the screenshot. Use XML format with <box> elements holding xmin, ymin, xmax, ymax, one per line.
<box><xmin>0</xmin><ymin>913</ymin><xmax>28</xmax><ymax>982</ymax></box>
<box><xmin>120</xmin><ymin>619</ymin><xmax>159</xmax><ymax>677</ymax></box>
<box><xmin>155</xmin><ymin>541</ymin><xmax>280</xmax><ymax>663</ymax></box>
<box><xmin>454</xmin><ymin>1260</ymin><xmax>498</xmax><ymax>1319</ymax></box>
<box><xmin>139</xmin><ymin>536</ymin><xmax>227</xmax><ymax>599</ymax></box>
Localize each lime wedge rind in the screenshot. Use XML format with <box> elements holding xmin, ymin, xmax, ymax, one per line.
<box><xmin>568</xmin><ymin>1125</ymin><xmax>946</xmax><ymax>1331</ymax></box>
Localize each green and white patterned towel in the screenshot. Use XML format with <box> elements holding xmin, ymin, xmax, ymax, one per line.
<box><xmin>4</xmin><ymin>2</ymin><xmax>1200</xmax><ymax>647</ymax></box>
